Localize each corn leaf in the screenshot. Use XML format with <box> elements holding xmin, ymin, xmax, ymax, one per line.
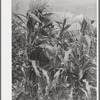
<box><xmin>28</xmin><ymin>11</ymin><xmax>42</xmax><ymax>23</ymax></box>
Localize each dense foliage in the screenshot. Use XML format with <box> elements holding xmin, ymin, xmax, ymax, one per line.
<box><xmin>12</xmin><ymin>0</ymin><xmax>97</xmax><ymax>100</ymax></box>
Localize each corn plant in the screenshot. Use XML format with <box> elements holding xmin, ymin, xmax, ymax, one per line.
<box><xmin>12</xmin><ymin>0</ymin><xmax>97</xmax><ymax>100</ymax></box>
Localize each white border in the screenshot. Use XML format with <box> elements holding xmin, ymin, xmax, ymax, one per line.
<box><xmin>1</xmin><ymin>0</ymin><xmax>11</xmax><ymax>100</ymax></box>
<box><xmin>1</xmin><ymin>0</ymin><xmax>98</xmax><ymax>100</ymax></box>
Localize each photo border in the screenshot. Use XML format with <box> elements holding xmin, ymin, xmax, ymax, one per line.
<box><xmin>1</xmin><ymin>0</ymin><xmax>99</xmax><ymax>100</ymax></box>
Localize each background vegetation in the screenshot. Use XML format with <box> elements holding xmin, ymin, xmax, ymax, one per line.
<box><xmin>12</xmin><ymin>0</ymin><xmax>97</xmax><ymax>100</ymax></box>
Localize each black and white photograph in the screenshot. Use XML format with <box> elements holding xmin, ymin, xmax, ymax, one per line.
<box><xmin>11</xmin><ymin>0</ymin><xmax>98</xmax><ymax>100</ymax></box>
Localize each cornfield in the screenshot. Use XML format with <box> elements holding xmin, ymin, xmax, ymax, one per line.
<box><xmin>12</xmin><ymin>0</ymin><xmax>97</xmax><ymax>100</ymax></box>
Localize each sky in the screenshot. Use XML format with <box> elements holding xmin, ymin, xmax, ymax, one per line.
<box><xmin>12</xmin><ymin>0</ymin><xmax>97</xmax><ymax>28</ymax></box>
<box><xmin>12</xmin><ymin>0</ymin><xmax>97</xmax><ymax>19</ymax></box>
